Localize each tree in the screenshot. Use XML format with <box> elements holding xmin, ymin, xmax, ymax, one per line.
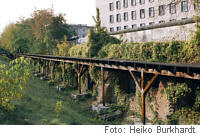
<box><xmin>88</xmin><ymin>8</ymin><xmax>121</xmax><ymax>57</ymax></box>
<box><xmin>0</xmin><ymin>57</ymin><xmax>32</xmax><ymax>110</ymax></box>
<box><xmin>0</xmin><ymin>7</ymin><xmax>76</xmax><ymax>54</ymax></box>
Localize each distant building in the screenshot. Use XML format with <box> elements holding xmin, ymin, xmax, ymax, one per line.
<box><xmin>96</xmin><ymin>0</ymin><xmax>200</xmax><ymax>42</ymax></box>
<box><xmin>69</xmin><ymin>24</ymin><xmax>94</xmax><ymax>44</ymax></box>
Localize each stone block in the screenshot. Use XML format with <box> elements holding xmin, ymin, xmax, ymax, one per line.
<box><xmin>71</xmin><ymin>93</ymin><xmax>91</xmax><ymax>101</ymax></box>
<box><xmin>92</xmin><ymin>104</ymin><xmax>110</xmax><ymax>114</ymax></box>
<box><xmin>40</xmin><ymin>76</ymin><xmax>49</xmax><ymax>81</ymax></box>
<box><xmin>101</xmin><ymin>110</ymin><xmax>122</xmax><ymax>121</ymax></box>
<box><xmin>56</xmin><ymin>86</ymin><xmax>65</xmax><ymax>92</ymax></box>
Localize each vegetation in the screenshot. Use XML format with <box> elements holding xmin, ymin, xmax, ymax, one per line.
<box><xmin>0</xmin><ymin>8</ymin><xmax>75</xmax><ymax>54</ymax></box>
<box><xmin>0</xmin><ymin>6</ymin><xmax>200</xmax><ymax>125</ymax></box>
<box><xmin>0</xmin><ymin>57</ymin><xmax>33</xmax><ymax>110</ymax></box>
<box><xmin>0</xmin><ymin>57</ymin><xmax>122</xmax><ymax>125</ymax></box>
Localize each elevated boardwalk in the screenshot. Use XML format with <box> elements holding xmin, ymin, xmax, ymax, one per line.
<box><xmin>14</xmin><ymin>54</ymin><xmax>200</xmax><ymax>124</ymax></box>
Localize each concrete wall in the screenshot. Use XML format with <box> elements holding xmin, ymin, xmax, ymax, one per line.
<box><xmin>112</xmin><ymin>22</ymin><xmax>196</xmax><ymax>42</ymax></box>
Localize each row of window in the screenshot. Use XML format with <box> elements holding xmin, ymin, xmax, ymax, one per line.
<box><xmin>109</xmin><ymin>1</ymin><xmax>197</xmax><ymax>23</ymax></box>
<box><xmin>109</xmin><ymin>0</ymin><xmax>200</xmax><ymax>11</ymax></box>
<box><xmin>110</xmin><ymin>0</ymin><xmax>154</xmax><ymax>11</ymax></box>
<box><xmin>109</xmin><ymin>19</ymin><xmax>181</xmax><ymax>32</ymax></box>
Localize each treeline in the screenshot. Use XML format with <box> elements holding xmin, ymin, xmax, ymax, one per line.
<box><xmin>0</xmin><ymin>8</ymin><xmax>76</xmax><ymax>54</ymax></box>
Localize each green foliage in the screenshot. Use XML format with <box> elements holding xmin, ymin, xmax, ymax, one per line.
<box><xmin>89</xmin><ymin>65</ymin><xmax>100</xmax><ymax>96</ymax></box>
<box><xmin>114</xmin><ymin>85</ymin><xmax>129</xmax><ymax>111</ymax></box>
<box><xmin>168</xmin><ymin>108</ymin><xmax>200</xmax><ymax>125</ymax></box>
<box><xmin>0</xmin><ymin>57</ymin><xmax>33</xmax><ymax>110</ymax></box>
<box><xmin>63</xmin><ymin>64</ymin><xmax>77</xmax><ymax>88</ymax></box>
<box><xmin>87</xmin><ymin>29</ymin><xmax>121</xmax><ymax>58</ymax></box>
<box><xmin>87</xmin><ymin>8</ymin><xmax>121</xmax><ymax>57</ymax></box>
<box><xmin>55</xmin><ymin>101</ymin><xmax>62</xmax><ymax>114</ymax></box>
<box><xmin>69</xmin><ymin>44</ymin><xmax>89</xmax><ymax>57</ymax></box>
<box><xmin>97</xmin><ymin>40</ymin><xmax>200</xmax><ymax>63</ymax></box>
<box><xmin>193</xmin><ymin>87</ymin><xmax>200</xmax><ymax>111</ymax></box>
<box><xmin>0</xmin><ymin>8</ymin><xmax>75</xmax><ymax>54</ymax></box>
<box><xmin>166</xmin><ymin>83</ymin><xmax>192</xmax><ymax>105</ymax></box>
<box><xmin>56</xmin><ymin>41</ymin><xmax>72</xmax><ymax>56</ymax></box>
<box><xmin>98</xmin><ymin>44</ymin><xmax>123</xmax><ymax>59</ymax></box>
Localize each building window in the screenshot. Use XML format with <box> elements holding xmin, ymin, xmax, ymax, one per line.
<box><xmin>131</xmin><ymin>11</ymin><xmax>137</xmax><ymax>20</ymax></box>
<box><xmin>149</xmin><ymin>0</ymin><xmax>154</xmax><ymax>2</ymax></box>
<box><xmin>132</xmin><ymin>24</ymin><xmax>137</xmax><ymax>29</ymax></box>
<box><xmin>110</xmin><ymin>27</ymin><xmax>114</xmax><ymax>32</ymax></box>
<box><xmin>110</xmin><ymin>15</ymin><xmax>114</xmax><ymax>23</ymax></box>
<box><xmin>116</xmin><ymin>1</ymin><xmax>121</xmax><ymax>10</ymax></box>
<box><xmin>140</xmin><ymin>9</ymin><xmax>145</xmax><ymax>19</ymax></box>
<box><xmin>109</xmin><ymin>3</ymin><xmax>114</xmax><ymax>11</ymax></box>
<box><xmin>124</xmin><ymin>12</ymin><xmax>128</xmax><ymax>21</ymax></box>
<box><xmin>194</xmin><ymin>0</ymin><xmax>200</xmax><ymax>10</ymax></box>
<box><xmin>169</xmin><ymin>3</ymin><xmax>176</xmax><ymax>14</ymax></box>
<box><xmin>149</xmin><ymin>22</ymin><xmax>155</xmax><ymax>25</ymax></box>
<box><xmin>124</xmin><ymin>25</ymin><xmax>129</xmax><ymax>29</ymax></box>
<box><xmin>116</xmin><ymin>14</ymin><xmax>121</xmax><ymax>22</ymax></box>
<box><xmin>123</xmin><ymin>0</ymin><xmax>128</xmax><ymax>8</ymax></box>
<box><xmin>117</xmin><ymin>26</ymin><xmax>121</xmax><ymax>31</ymax></box>
<box><xmin>149</xmin><ymin>7</ymin><xmax>155</xmax><ymax>17</ymax></box>
<box><xmin>159</xmin><ymin>5</ymin><xmax>165</xmax><ymax>16</ymax></box>
<box><xmin>159</xmin><ymin>20</ymin><xmax>165</xmax><ymax>24</ymax></box>
<box><xmin>140</xmin><ymin>0</ymin><xmax>145</xmax><ymax>4</ymax></box>
<box><xmin>181</xmin><ymin>1</ymin><xmax>188</xmax><ymax>12</ymax></box>
<box><xmin>140</xmin><ymin>23</ymin><xmax>145</xmax><ymax>27</ymax></box>
<box><xmin>131</xmin><ymin>0</ymin><xmax>136</xmax><ymax>6</ymax></box>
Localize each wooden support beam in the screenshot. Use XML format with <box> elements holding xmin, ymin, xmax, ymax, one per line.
<box><xmin>38</xmin><ymin>60</ymin><xmax>41</xmax><ymax>73</ymax></box>
<box><xmin>45</xmin><ymin>61</ymin><xmax>48</xmax><ymax>76</ymax></box>
<box><xmin>141</xmin><ymin>93</ymin><xmax>145</xmax><ymax>125</ymax></box>
<box><xmin>128</xmin><ymin>70</ymin><xmax>141</xmax><ymax>90</ymax></box>
<box><xmin>101</xmin><ymin>67</ymin><xmax>105</xmax><ymax>106</ymax></box>
<box><xmin>77</xmin><ymin>65</ymin><xmax>87</xmax><ymax>94</ymax></box>
<box><xmin>141</xmin><ymin>74</ymin><xmax>158</xmax><ymax>125</ymax></box>
<box><xmin>51</xmin><ymin>61</ymin><xmax>55</xmax><ymax>80</ymax></box>
<box><xmin>129</xmin><ymin>69</ymin><xmax>158</xmax><ymax>125</ymax></box>
<box><xmin>78</xmin><ymin>72</ymin><xmax>81</xmax><ymax>94</ymax></box>
<box><xmin>141</xmin><ymin>69</ymin><xmax>145</xmax><ymax>124</ymax></box>
<box><xmin>141</xmin><ymin>69</ymin><xmax>144</xmax><ymax>92</ymax></box>
<box><xmin>80</xmin><ymin>67</ymin><xmax>87</xmax><ymax>77</ymax></box>
<box><xmin>63</xmin><ymin>63</ymin><xmax>65</xmax><ymax>83</ymax></box>
<box><xmin>143</xmin><ymin>74</ymin><xmax>158</xmax><ymax>93</ymax></box>
<box><xmin>104</xmin><ymin>72</ymin><xmax>114</xmax><ymax>84</ymax></box>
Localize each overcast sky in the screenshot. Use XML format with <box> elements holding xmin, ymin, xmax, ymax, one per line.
<box><xmin>0</xmin><ymin>0</ymin><xmax>96</xmax><ymax>33</ymax></box>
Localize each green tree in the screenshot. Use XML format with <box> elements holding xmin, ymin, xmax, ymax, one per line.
<box><xmin>0</xmin><ymin>57</ymin><xmax>33</xmax><ymax>110</ymax></box>
<box><xmin>88</xmin><ymin>8</ymin><xmax>121</xmax><ymax>57</ymax></box>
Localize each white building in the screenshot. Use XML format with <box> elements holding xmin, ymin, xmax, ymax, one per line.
<box><xmin>96</xmin><ymin>0</ymin><xmax>200</xmax><ymax>42</ymax></box>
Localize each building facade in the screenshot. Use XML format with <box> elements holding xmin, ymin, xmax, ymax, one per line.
<box><xmin>96</xmin><ymin>0</ymin><xmax>200</xmax><ymax>42</ymax></box>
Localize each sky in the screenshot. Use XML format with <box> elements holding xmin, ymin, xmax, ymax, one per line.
<box><xmin>0</xmin><ymin>0</ymin><xmax>96</xmax><ymax>33</ymax></box>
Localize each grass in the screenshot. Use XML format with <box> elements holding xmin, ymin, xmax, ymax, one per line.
<box><xmin>0</xmin><ymin>56</ymin><xmax>121</xmax><ymax>125</ymax></box>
